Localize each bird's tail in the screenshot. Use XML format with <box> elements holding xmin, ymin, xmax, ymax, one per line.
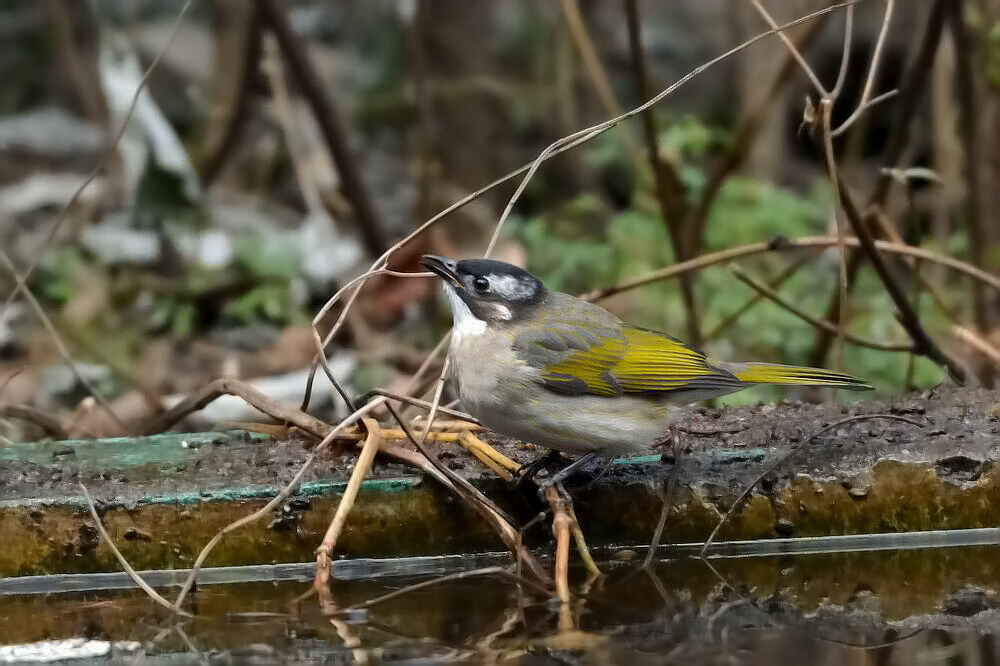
<box><xmin>723</xmin><ymin>362</ymin><xmax>873</xmax><ymax>391</ymax></box>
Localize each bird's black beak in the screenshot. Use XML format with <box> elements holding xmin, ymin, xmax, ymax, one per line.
<box><xmin>421</xmin><ymin>254</ymin><xmax>463</xmax><ymax>289</ymax></box>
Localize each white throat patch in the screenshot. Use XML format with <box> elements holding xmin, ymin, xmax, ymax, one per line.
<box><xmin>445</xmin><ymin>286</ymin><xmax>487</xmax><ymax>339</ymax></box>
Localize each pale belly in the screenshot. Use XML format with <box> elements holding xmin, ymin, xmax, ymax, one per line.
<box><xmin>447</xmin><ymin>336</ymin><xmax>673</xmax><ymax>455</ymax></box>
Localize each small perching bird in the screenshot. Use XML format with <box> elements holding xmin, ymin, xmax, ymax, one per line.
<box><xmin>422</xmin><ymin>255</ymin><xmax>872</xmax><ymax>458</ymax></box>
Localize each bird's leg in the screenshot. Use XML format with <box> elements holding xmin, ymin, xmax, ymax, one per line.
<box><xmin>513</xmin><ymin>450</ymin><xmax>565</xmax><ymax>491</ymax></box>
<box><xmin>541</xmin><ymin>451</ymin><xmax>601</xmax><ymax>490</ymax></box>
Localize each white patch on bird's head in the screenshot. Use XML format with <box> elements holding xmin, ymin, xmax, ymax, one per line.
<box><xmin>444</xmin><ymin>285</ymin><xmax>487</xmax><ymax>339</ymax></box>
<box><xmin>489</xmin><ymin>274</ymin><xmax>539</xmax><ymax>301</ymax></box>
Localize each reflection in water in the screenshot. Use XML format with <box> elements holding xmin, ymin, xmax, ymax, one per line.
<box><xmin>1</xmin><ymin>546</ymin><xmax>999</xmax><ymax>663</ymax></box>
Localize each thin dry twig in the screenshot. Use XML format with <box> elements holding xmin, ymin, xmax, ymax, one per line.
<box><xmin>0</xmin><ymin>248</ymin><xmax>125</xmax><ymax>432</ymax></box>
<box><xmin>699</xmin><ymin>414</ymin><xmax>924</xmax><ymax>557</ymax></box>
<box><xmin>80</xmin><ymin>484</ymin><xmax>191</xmax><ymax>617</ymax></box>
<box><xmin>831</xmin><ymin>0</ymin><xmax>897</xmax><ymax>137</ymax></box>
<box><xmin>342</xmin><ymin>566</ymin><xmax>556</xmax><ymax>613</ymax></box>
<box><xmin>705</xmin><ymin>256</ymin><xmax>812</xmax><ymax>340</ymax></box>
<box><xmin>729</xmin><ymin>265</ymin><xmax>912</xmax><ymax>352</ymax></box>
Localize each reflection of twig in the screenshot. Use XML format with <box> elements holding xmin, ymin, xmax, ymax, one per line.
<box><xmin>699</xmin><ymin>414</ymin><xmax>924</xmax><ymax>557</ymax></box>
<box><xmin>731</xmin><ymin>260</ymin><xmax>912</xmax><ymax>352</ymax></box>
<box><xmin>583</xmin><ymin>234</ymin><xmax>1000</xmax><ymax>302</ymax></box>
<box><xmin>80</xmin><ymin>484</ymin><xmax>190</xmax><ymax>616</ymax></box>
<box><xmin>343</xmin><ymin>566</ymin><xmax>555</xmax><ymax>613</ymax></box>
<box><xmin>545</xmin><ymin>486</ymin><xmax>573</xmax><ymax>609</ymax></box>
<box><xmin>643</xmin><ymin>430</ymin><xmax>681</xmax><ymax>568</ymax></box>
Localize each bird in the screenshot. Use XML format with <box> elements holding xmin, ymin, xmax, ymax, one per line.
<box><xmin>421</xmin><ymin>254</ymin><xmax>872</xmax><ymax>464</ymax></box>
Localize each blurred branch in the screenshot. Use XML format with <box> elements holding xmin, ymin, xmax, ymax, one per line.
<box><xmin>830</xmin><ymin>167</ymin><xmax>965</xmax><ymax>381</ymax></box>
<box><xmin>729</xmin><ymin>265</ymin><xmax>913</xmax><ymax>352</ymax></box>
<box><xmin>946</xmin><ymin>0</ymin><xmax>991</xmax><ymax>337</ymax></box>
<box><xmin>45</xmin><ymin>0</ymin><xmax>106</xmax><ymax>125</ymax></box>
<box><xmin>706</xmin><ymin>255</ymin><xmax>812</xmax><ymax>340</ymax></box>
<box><xmin>623</xmin><ymin>0</ymin><xmax>702</xmax><ymax>347</ymax></box>
<box><xmin>0</xmin><ymin>404</ymin><xmax>67</xmax><ymax>439</ymax></box>
<box><xmin>255</xmin><ymin>0</ymin><xmax>389</xmax><ymax>258</ymax></box>
<box><xmin>199</xmin><ymin>0</ymin><xmax>261</xmax><ymax>185</ymax></box>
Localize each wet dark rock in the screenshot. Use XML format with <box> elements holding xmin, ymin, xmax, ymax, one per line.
<box><xmin>775</xmin><ymin>518</ymin><xmax>794</xmax><ymax>536</ymax></box>
<box><xmin>943</xmin><ymin>585</ymin><xmax>1000</xmax><ymax>617</ymax></box>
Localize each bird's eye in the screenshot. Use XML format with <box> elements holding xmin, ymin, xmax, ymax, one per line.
<box><xmin>472</xmin><ymin>276</ymin><xmax>490</xmax><ymax>293</ymax></box>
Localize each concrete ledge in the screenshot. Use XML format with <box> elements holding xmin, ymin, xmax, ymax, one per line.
<box><xmin>0</xmin><ymin>387</ymin><xmax>997</xmax><ymax>577</ymax></box>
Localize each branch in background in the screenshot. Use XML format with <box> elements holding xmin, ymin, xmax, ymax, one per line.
<box><xmin>729</xmin><ymin>265</ymin><xmax>913</xmax><ymax>352</ymax></box>
<box><xmin>946</xmin><ymin>0</ymin><xmax>992</xmax><ymax>340</ymax></box>
<box><xmin>199</xmin><ymin>0</ymin><xmax>261</xmax><ymax>185</ymax></box>
<box><xmin>686</xmin><ymin>11</ymin><xmax>829</xmax><ymax>258</ymax></box>
<box><xmin>255</xmin><ymin>0</ymin><xmax>389</xmax><ymax>259</ymax></box>
<box><xmin>581</xmin><ymin>234</ymin><xmax>1000</xmax><ymax>302</ymax></box>
<box><xmin>831</xmin><ymin>169</ymin><xmax>966</xmax><ymax>382</ymax></box>
<box><xmin>45</xmin><ymin>0</ymin><xmax>106</xmax><ymax>126</ymax></box>
<box><xmin>0</xmin><ymin>404</ymin><xmax>68</xmax><ymax>440</ymax></box>
<box><xmin>623</xmin><ymin>0</ymin><xmax>702</xmax><ymax>347</ymax></box>
<box><xmin>706</xmin><ymin>255</ymin><xmax>812</xmax><ymax>340</ymax></box>
<box><xmin>810</xmin><ymin>0</ymin><xmax>949</xmax><ymax>367</ymax></box>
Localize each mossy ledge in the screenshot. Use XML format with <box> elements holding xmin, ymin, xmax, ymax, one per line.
<box><xmin>0</xmin><ymin>387</ymin><xmax>997</xmax><ymax>577</ymax></box>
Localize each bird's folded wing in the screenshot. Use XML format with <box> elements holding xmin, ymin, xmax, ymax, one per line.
<box><xmin>513</xmin><ymin>323</ymin><xmax>741</xmax><ymax>397</ymax></box>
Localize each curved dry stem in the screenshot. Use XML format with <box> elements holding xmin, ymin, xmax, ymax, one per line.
<box><xmin>730</xmin><ymin>265</ymin><xmax>912</xmax><ymax>352</ymax></box>
<box><xmin>829</xmin><ymin>2</ymin><xmax>855</xmax><ymax>99</ymax></box>
<box><xmin>582</xmin><ymin>235</ymin><xmax>1000</xmax><ymax>302</ymax></box>
<box><xmin>700</xmin><ymin>414</ymin><xmax>924</xmax><ymax>557</ymax></box>
<box><xmin>80</xmin><ymin>484</ymin><xmax>191</xmax><ymax>617</ymax></box>
<box><xmin>832</xmin><ymin>0</ymin><xmax>897</xmax><ymax>137</ymax></box>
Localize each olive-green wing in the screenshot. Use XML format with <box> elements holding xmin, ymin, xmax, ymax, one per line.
<box><xmin>513</xmin><ymin>322</ymin><xmax>741</xmax><ymax>398</ymax></box>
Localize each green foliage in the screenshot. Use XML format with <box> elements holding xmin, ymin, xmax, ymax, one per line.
<box><xmin>510</xmin><ymin>116</ymin><xmax>947</xmax><ymax>399</ymax></box>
